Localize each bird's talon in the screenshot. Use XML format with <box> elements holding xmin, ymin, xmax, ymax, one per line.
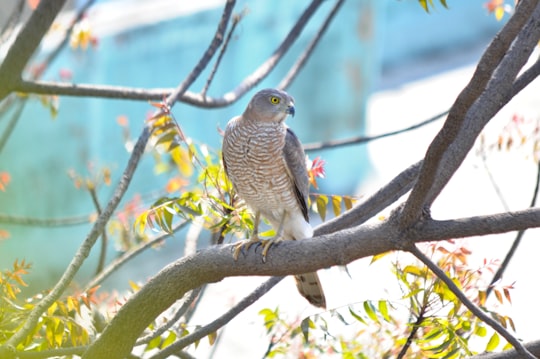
<box><xmin>232</xmin><ymin>237</ymin><xmax>260</xmax><ymax>261</ymax></box>
<box><xmin>261</xmin><ymin>238</ymin><xmax>283</xmax><ymax>262</ymax></box>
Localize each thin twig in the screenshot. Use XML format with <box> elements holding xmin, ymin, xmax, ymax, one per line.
<box><xmin>136</xmin><ymin>287</ymin><xmax>203</xmax><ymax>346</ymax></box>
<box><xmin>396</xmin><ymin>305</ymin><xmax>426</xmax><ymax>359</ymax></box>
<box><xmin>409</xmin><ymin>245</ymin><xmax>536</xmax><ymax>358</ymax></box>
<box><xmin>0</xmin><ymin>98</ymin><xmax>26</xmax><ymax>154</ymax></box>
<box><xmin>148</xmin><ymin>277</ymin><xmax>284</xmax><ymax>359</ymax></box>
<box><xmin>88</xmin><ymin>186</ymin><xmax>107</xmax><ymax>275</ymax></box>
<box><xmin>84</xmin><ymin>220</ymin><xmax>189</xmax><ymax>291</ymax></box>
<box><xmin>486</xmin><ymin>159</ymin><xmax>540</xmax><ymax>297</ymax></box>
<box><xmin>201</xmin><ymin>11</ymin><xmax>244</xmax><ymax>98</ymax></box>
<box><xmin>0</xmin><ymin>213</ymin><xmax>92</xmax><ymax>226</ymax></box>
<box><xmin>278</xmin><ymin>0</ymin><xmax>344</xmax><ymax>90</ymax></box>
<box><xmin>304</xmin><ymin>110</ymin><xmax>448</xmax><ymax>152</ymax></box>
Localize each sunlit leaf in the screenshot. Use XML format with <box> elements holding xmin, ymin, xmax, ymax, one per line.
<box><xmin>486</xmin><ymin>332</ymin><xmax>500</xmax><ymax>351</ymax></box>
<box><xmin>370</xmin><ymin>251</ymin><xmax>390</xmax><ymax>264</ymax></box>
<box><xmin>331</xmin><ymin>195</ymin><xmax>342</xmax><ymax>217</ymax></box>
<box><xmin>315</xmin><ymin>195</ymin><xmax>328</xmax><ymax>221</ymax></box>
<box><xmin>348</xmin><ymin>307</ymin><xmax>366</xmax><ymax>324</ymax></box>
<box><xmin>207</xmin><ymin>331</ymin><xmax>218</xmax><ymax>346</ymax></box>
<box><xmin>378</xmin><ymin>300</ymin><xmax>390</xmax><ymax>322</ymax></box>
<box><xmin>363</xmin><ymin>301</ymin><xmax>378</xmax><ymax>322</ymax></box>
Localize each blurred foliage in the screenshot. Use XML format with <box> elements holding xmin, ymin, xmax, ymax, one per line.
<box><xmin>0</xmin><ymin>260</ymin><xmax>96</xmax><ymax>352</ymax></box>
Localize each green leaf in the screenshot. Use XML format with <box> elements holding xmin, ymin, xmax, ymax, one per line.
<box><xmin>486</xmin><ymin>332</ymin><xmax>500</xmax><ymax>352</ymax></box>
<box><xmin>363</xmin><ymin>301</ymin><xmax>378</xmax><ymax>323</ymax></box>
<box><xmin>161</xmin><ymin>331</ymin><xmax>176</xmax><ymax>349</ymax></box>
<box><xmin>145</xmin><ymin>334</ymin><xmax>162</xmax><ymax>351</ymax></box>
<box><xmin>475</xmin><ymin>325</ymin><xmax>487</xmax><ymax>337</ymax></box>
<box><xmin>348</xmin><ymin>307</ymin><xmax>366</xmax><ymax>325</ymax></box>
<box><xmin>378</xmin><ymin>300</ymin><xmax>390</xmax><ymax>322</ymax></box>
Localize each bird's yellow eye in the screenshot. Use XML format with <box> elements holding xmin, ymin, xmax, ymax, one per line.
<box><xmin>270</xmin><ymin>96</ymin><xmax>280</xmax><ymax>104</ymax></box>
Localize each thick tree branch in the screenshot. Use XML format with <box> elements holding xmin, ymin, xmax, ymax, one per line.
<box><xmin>399</xmin><ymin>0</ymin><xmax>540</xmax><ymax>228</ymax></box>
<box><xmin>315</xmin><ymin>160</ymin><xmax>422</xmax><ymax>236</ymax></box>
<box><xmin>470</xmin><ymin>340</ymin><xmax>540</xmax><ymax>358</ymax></box>
<box><xmin>0</xmin><ymin>0</ymin><xmax>68</xmax><ymax>100</ymax></box>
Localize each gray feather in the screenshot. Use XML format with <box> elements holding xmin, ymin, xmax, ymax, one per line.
<box><xmin>283</xmin><ymin>128</ymin><xmax>309</xmax><ymax>223</ymax></box>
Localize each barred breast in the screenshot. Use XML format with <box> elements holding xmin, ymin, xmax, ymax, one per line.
<box><xmin>222</xmin><ymin>117</ymin><xmax>299</xmax><ymax>226</ymax></box>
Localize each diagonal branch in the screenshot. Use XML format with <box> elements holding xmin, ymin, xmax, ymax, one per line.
<box><xmin>399</xmin><ymin>0</ymin><xmax>540</xmax><ymax>228</ymax></box>
<box><xmin>148</xmin><ymin>277</ymin><xmax>284</xmax><ymax>359</ymax></box>
<box><xmin>315</xmin><ymin>160</ymin><xmax>422</xmax><ymax>236</ymax></box>
<box><xmin>0</xmin><ymin>0</ymin><xmax>68</xmax><ymax>100</ymax></box>
<box><xmin>409</xmin><ymin>245</ymin><xmax>536</xmax><ymax>358</ymax></box>
<box><xmin>278</xmin><ymin>0</ymin><xmax>345</xmax><ymax>90</ymax></box>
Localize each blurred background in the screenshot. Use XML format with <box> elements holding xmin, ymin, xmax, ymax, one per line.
<box><xmin>4</xmin><ymin>1</ymin><xmax>540</xmax><ymax>356</ymax></box>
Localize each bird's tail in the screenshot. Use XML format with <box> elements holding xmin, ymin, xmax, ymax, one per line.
<box><xmin>283</xmin><ymin>214</ymin><xmax>326</xmax><ymax>308</ymax></box>
<box><xmin>294</xmin><ymin>272</ymin><xmax>326</xmax><ymax>308</ymax></box>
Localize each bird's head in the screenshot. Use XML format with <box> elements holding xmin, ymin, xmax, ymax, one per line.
<box><xmin>245</xmin><ymin>88</ymin><xmax>295</xmax><ymax>124</ymax></box>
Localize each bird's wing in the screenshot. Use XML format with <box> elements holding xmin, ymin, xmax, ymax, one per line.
<box><xmin>283</xmin><ymin>127</ymin><xmax>310</xmax><ymax>222</ymax></box>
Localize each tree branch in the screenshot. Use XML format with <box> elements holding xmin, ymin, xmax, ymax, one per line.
<box><xmin>304</xmin><ymin>110</ymin><xmax>448</xmax><ymax>151</ymax></box>
<box><xmin>0</xmin><ymin>213</ymin><xmax>92</xmax><ymax>227</ymax></box>
<box><xmin>315</xmin><ymin>160</ymin><xmax>422</xmax><ymax>236</ymax></box>
<box><xmin>469</xmin><ymin>340</ymin><xmax>540</xmax><ymax>358</ymax></box>
<box><xmin>278</xmin><ymin>0</ymin><xmax>345</xmax><ymax>90</ymax></box>
<box><xmin>0</xmin><ymin>0</ymin><xmax>68</xmax><ymax>100</ymax></box>
<box><xmin>148</xmin><ymin>277</ymin><xmax>284</xmax><ymax>359</ymax></box>
<box><xmin>486</xmin><ymin>159</ymin><xmax>540</xmax><ymax>297</ymax></box>
<box><xmin>399</xmin><ymin>0</ymin><xmax>540</xmax><ymax>228</ymax></box>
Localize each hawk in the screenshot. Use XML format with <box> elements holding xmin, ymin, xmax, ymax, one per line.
<box><xmin>222</xmin><ymin>88</ymin><xmax>326</xmax><ymax>308</ymax></box>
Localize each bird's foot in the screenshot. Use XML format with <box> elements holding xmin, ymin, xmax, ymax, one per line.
<box><xmin>260</xmin><ymin>237</ymin><xmax>285</xmax><ymax>262</ymax></box>
<box><xmin>232</xmin><ymin>236</ymin><xmax>261</xmax><ymax>261</ymax></box>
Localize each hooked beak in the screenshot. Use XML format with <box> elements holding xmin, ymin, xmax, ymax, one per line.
<box><xmin>286</xmin><ymin>105</ymin><xmax>295</xmax><ymax>117</ymax></box>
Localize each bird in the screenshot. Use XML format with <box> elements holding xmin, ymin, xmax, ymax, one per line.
<box><xmin>221</xmin><ymin>88</ymin><xmax>326</xmax><ymax>308</ymax></box>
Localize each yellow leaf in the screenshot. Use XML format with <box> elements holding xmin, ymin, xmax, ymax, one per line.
<box><xmin>495</xmin><ymin>6</ymin><xmax>505</xmax><ymax>21</ymax></box>
<box><xmin>171</xmin><ymin>146</ymin><xmax>193</xmax><ymax>177</ymax></box>
<box><xmin>370</xmin><ymin>251</ymin><xmax>390</xmax><ymax>264</ymax></box>
<box><xmin>331</xmin><ymin>195</ymin><xmax>342</xmax><ymax>217</ymax></box>
<box><xmin>486</xmin><ymin>332</ymin><xmax>500</xmax><ymax>351</ymax></box>
<box><xmin>315</xmin><ymin>195</ymin><xmax>328</xmax><ymax>221</ymax></box>
<box><xmin>207</xmin><ymin>331</ymin><xmax>217</xmax><ymax>346</ymax></box>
